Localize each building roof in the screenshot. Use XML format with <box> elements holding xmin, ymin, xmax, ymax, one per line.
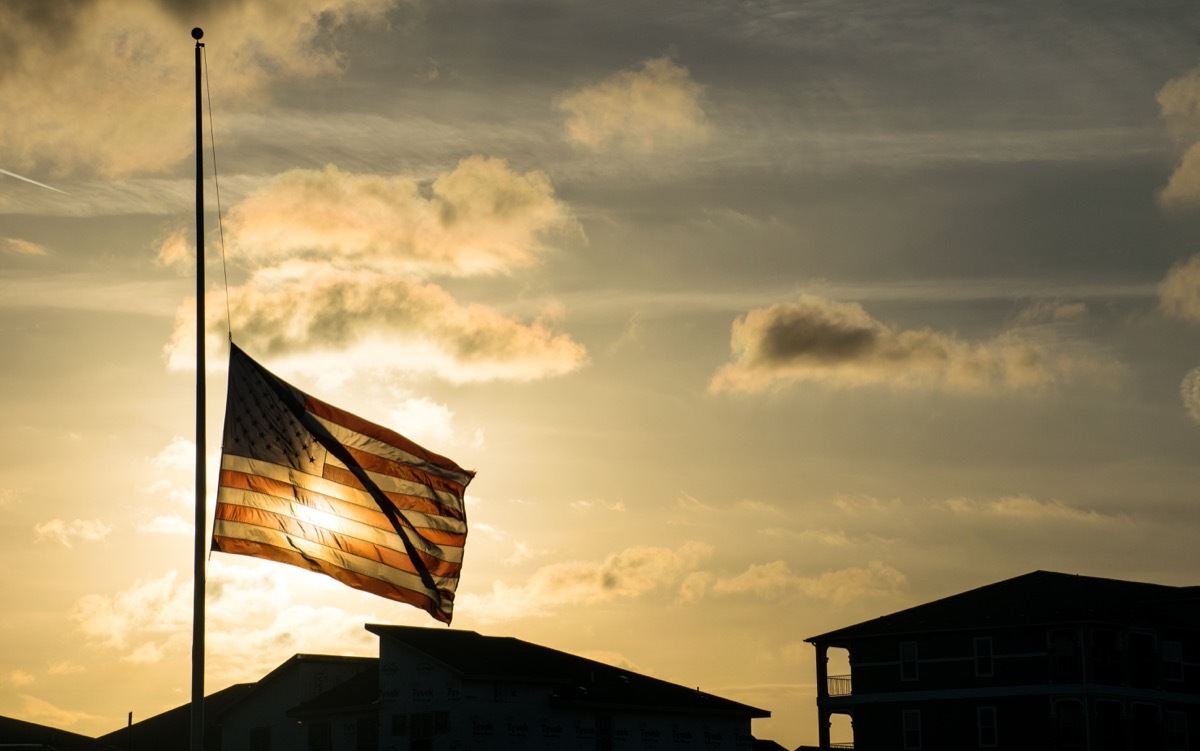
<box><xmin>0</xmin><ymin>715</ymin><xmax>101</xmax><ymax>751</ymax></box>
<box><xmin>366</xmin><ymin>624</ymin><xmax>770</xmax><ymax>719</ymax></box>
<box><xmin>212</xmin><ymin>653</ymin><xmax>377</xmax><ymax>720</ymax></box>
<box><xmin>807</xmin><ymin>570</ymin><xmax>1200</xmax><ymax>643</ymax></box>
<box><xmin>287</xmin><ymin>664</ymin><xmax>379</xmax><ymax>720</ymax></box>
<box><xmin>94</xmin><ymin>683</ymin><xmax>254</xmax><ymax>751</ymax></box>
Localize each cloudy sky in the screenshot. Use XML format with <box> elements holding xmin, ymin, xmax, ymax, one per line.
<box><xmin>4</xmin><ymin>0</ymin><xmax>1200</xmax><ymax>746</ymax></box>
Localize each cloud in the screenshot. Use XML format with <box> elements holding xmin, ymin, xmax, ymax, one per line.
<box><xmin>224</xmin><ymin>160</ymin><xmax>577</xmax><ymax>277</ymax></box>
<box><xmin>943</xmin><ymin>495</ymin><xmax>1129</xmax><ymax>526</ymax></box>
<box><xmin>46</xmin><ymin>661</ymin><xmax>84</xmax><ymax>676</ymax></box>
<box><xmin>1180</xmin><ymin>367</ymin><xmax>1200</xmax><ymax>425</ymax></box>
<box><xmin>70</xmin><ymin>561</ymin><xmax>379</xmax><ymax>682</ymax></box>
<box><xmin>136</xmin><ymin>515</ymin><xmax>193</xmax><ymax>536</ymax></box>
<box><xmin>706</xmin><ymin>560</ymin><xmax>907</xmax><ymax>605</ymax></box>
<box><xmin>460</xmin><ymin>542</ymin><xmax>713</xmax><ymax>622</ymax></box>
<box><xmin>0</xmin><ymin>0</ymin><xmax>396</xmax><ymax>177</ymax></box>
<box><xmin>167</xmin><ymin>264</ymin><xmax>588</xmax><ymax>381</ymax></box>
<box><xmin>2</xmin><ymin>238</ymin><xmax>49</xmax><ymax>256</ymax></box>
<box><xmin>7</xmin><ymin>670</ymin><xmax>35</xmax><ymax>687</ymax></box>
<box><xmin>1013</xmin><ymin>300</ymin><xmax>1087</xmax><ymax>326</ymax></box>
<box><xmin>1159</xmin><ymin>254</ymin><xmax>1200</xmax><ymax>322</ymax></box>
<box><xmin>709</xmin><ymin>295</ymin><xmax>1093</xmax><ymax>393</ymax></box>
<box><xmin>71</xmin><ymin>570</ymin><xmax>191</xmax><ymax>652</ymax></box>
<box><xmin>162</xmin><ymin>159</ymin><xmax>588</xmax><ymax>383</ymax></box>
<box><xmin>16</xmin><ymin>695</ymin><xmax>99</xmax><ymax>728</ymax></box>
<box><xmin>33</xmin><ymin>519</ymin><xmax>113</xmax><ymax>547</ymax></box>
<box><xmin>1157</xmin><ymin>67</ymin><xmax>1200</xmax><ymax>209</ymax></box>
<box><xmin>558</xmin><ymin>57</ymin><xmax>709</xmax><ymax>152</ymax></box>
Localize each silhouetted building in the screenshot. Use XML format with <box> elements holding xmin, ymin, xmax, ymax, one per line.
<box><xmin>806</xmin><ymin>570</ymin><xmax>1200</xmax><ymax>750</ymax></box>
<box><xmin>101</xmin><ymin>624</ymin><xmax>773</xmax><ymax>750</ymax></box>
<box><xmin>0</xmin><ymin>714</ymin><xmax>102</xmax><ymax>751</ymax></box>
<box><xmin>217</xmin><ymin>654</ymin><xmax>376</xmax><ymax>751</ymax></box>
<box><xmin>366</xmin><ymin>624</ymin><xmax>768</xmax><ymax>750</ymax></box>
<box><xmin>96</xmin><ymin>683</ymin><xmax>254</xmax><ymax>751</ymax></box>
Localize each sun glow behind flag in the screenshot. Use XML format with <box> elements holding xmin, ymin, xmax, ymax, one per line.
<box><xmin>211</xmin><ymin>344</ymin><xmax>474</xmax><ymax>623</ymax></box>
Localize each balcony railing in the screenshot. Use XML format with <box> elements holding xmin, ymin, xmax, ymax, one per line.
<box><xmin>830</xmin><ymin>743</ymin><xmax>854</xmax><ymax>749</ymax></box>
<box><xmin>826</xmin><ymin>674</ymin><xmax>852</xmax><ymax>696</ymax></box>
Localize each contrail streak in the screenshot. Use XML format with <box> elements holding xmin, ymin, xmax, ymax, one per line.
<box><xmin>0</xmin><ymin>168</ymin><xmax>68</xmax><ymax>195</ymax></box>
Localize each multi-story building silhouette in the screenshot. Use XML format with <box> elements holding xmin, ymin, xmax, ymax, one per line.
<box><xmin>806</xmin><ymin>570</ymin><xmax>1200</xmax><ymax>750</ymax></box>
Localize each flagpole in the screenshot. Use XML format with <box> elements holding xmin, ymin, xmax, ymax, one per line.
<box><xmin>190</xmin><ymin>26</ymin><xmax>206</xmax><ymax>751</ymax></box>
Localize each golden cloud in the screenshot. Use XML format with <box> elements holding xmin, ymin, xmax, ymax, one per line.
<box><xmin>0</xmin><ymin>0</ymin><xmax>395</xmax><ymax>177</ymax></box>
<box><xmin>558</xmin><ymin>57</ymin><xmax>709</xmax><ymax>152</ymax></box>
<box><xmin>226</xmin><ymin>159</ymin><xmax>577</xmax><ymax>276</ymax></box>
<box><xmin>164</xmin><ymin>159</ymin><xmax>587</xmax><ymax>382</ymax></box>
<box><xmin>1157</xmin><ymin>67</ymin><xmax>1200</xmax><ymax>209</ymax></box>
<box><xmin>1159</xmin><ymin>253</ymin><xmax>1200</xmax><ymax>322</ymax></box>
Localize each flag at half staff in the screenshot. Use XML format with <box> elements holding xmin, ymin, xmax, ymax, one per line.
<box><xmin>212</xmin><ymin>344</ymin><xmax>474</xmax><ymax>624</ymax></box>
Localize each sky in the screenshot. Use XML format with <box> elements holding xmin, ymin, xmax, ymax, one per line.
<box><xmin>3</xmin><ymin>0</ymin><xmax>1200</xmax><ymax>746</ymax></box>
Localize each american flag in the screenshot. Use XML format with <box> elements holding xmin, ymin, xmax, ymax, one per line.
<box><xmin>211</xmin><ymin>344</ymin><xmax>473</xmax><ymax>623</ymax></box>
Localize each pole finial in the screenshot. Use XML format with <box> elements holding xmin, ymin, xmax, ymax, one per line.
<box><xmin>192</xmin><ymin>27</ymin><xmax>204</xmax><ymax>40</ymax></box>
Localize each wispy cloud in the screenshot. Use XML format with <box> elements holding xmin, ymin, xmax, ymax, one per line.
<box><xmin>705</xmin><ymin>560</ymin><xmax>908</xmax><ymax>605</ymax></box>
<box><xmin>1</xmin><ymin>238</ymin><xmax>50</xmax><ymax>256</ymax></box>
<box><xmin>460</xmin><ymin>542</ymin><xmax>714</xmax><ymax>622</ymax></box>
<box><xmin>34</xmin><ymin>519</ymin><xmax>113</xmax><ymax>547</ymax></box>
<box><xmin>16</xmin><ymin>695</ymin><xmax>99</xmax><ymax>728</ymax></box>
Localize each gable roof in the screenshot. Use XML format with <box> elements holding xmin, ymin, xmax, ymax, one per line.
<box><xmin>366</xmin><ymin>624</ymin><xmax>769</xmax><ymax>719</ymax></box>
<box><xmin>212</xmin><ymin>654</ymin><xmax>377</xmax><ymax>720</ymax></box>
<box><xmin>94</xmin><ymin>683</ymin><xmax>254</xmax><ymax>751</ymax></box>
<box><xmin>287</xmin><ymin>665</ymin><xmax>379</xmax><ymax>720</ymax></box>
<box><xmin>0</xmin><ymin>715</ymin><xmax>100</xmax><ymax>751</ymax></box>
<box><xmin>807</xmin><ymin>570</ymin><xmax>1200</xmax><ymax>643</ymax></box>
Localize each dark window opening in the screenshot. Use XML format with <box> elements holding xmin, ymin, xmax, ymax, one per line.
<box><xmin>1128</xmin><ymin>633</ymin><xmax>1157</xmax><ymax>688</ymax></box>
<box><xmin>1092</xmin><ymin>630</ymin><xmax>1121</xmax><ymax>684</ymax></box>
<box><xmin>974</xmin><ymin>637</ymin><xmax>994</xmax><ymax>677</ymax></box>
<box><xmin>903</xmin><ymin>709</ymin><xmax>921</xmax><ymax>750</ymax></box>
<box><xmin>249</xmin><ymin>727</ymin><xmax>271</xmax><ymax>751</ymax></box>
<box><xmin>977</xmin><ymin>706</ymin><xmax>997</xmax><ymax>748</ymax></box>
<box><xmin>901</xmin><ymin>641</ymin><xmax>918</xmax><ymax>682</ymax></box>
<box><xmin>1052</xmin><ymin>630</ymin><xmax>1081</xmax><ymax>681</ymax></box>
<box><xmin>307</xmin><ymin>722</ymin><xmax>331</xmax><ymax>751</ymax></box>
<box><xmin>1056</xmin><ymin>701</ymin><xmax>1085</xmax><ymax>750</ymax></box>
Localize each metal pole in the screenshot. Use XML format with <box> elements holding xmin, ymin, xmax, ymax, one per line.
<box><xmin>190</xmin><ymin>26</ymin><xmax>206</xmax><ymax>751</ymax></box>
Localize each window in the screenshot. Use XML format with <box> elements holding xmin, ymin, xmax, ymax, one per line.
<box><xmin>1132</xmin><ymin>703</ymin><xmax>1160</xmax><ymax>751</ymax></box>
<box><xmin>1092</xmin><ymin>630</ymin><xmax>1121</xmax><ymax>684</ymax></box>
<box><xmin>1166</xmin><ymin>711</ymin><xmax>1188</xmax><ymax>751</ymax></box>
<box><xmin>434</xmin><ymin>711</ymin><xmax>451</xmax><ymax>734</ymax></box>
<box><xmin>977</xmin><ymin>706</ymin><xmax>997</xmax><ymax>747</ymax></box>
<box><xmin>1163</xmin><ymin>641</ymin><xmax>1183</xmax><ymax>682</ymax></box>
<box><xmin>392</xmin><ymin>713</ymin><xmax>407</xmax><ymax>736</ymax></box>
<box><xmin>1056</xmin><ymin>701</ymin><xmax>1085</xmax><ymax>750</ymax></box>
<box><xmin>902</xmin><ymin>710</ymin><xmax>921</xmax><ymax>750</ymax></box>
<box><xmin>901</xmin><ymin>641</ymin><xmax>918</xmax><ymax>681</ymax></box>
<box><xmin>307</xmin><ymin>722</ymin><xmax>331</xmax><ymax>751</ymax></box>
<box><xmin>974</xmin><ymin>637</ymin><xmax>994</xmax><ymax>677</ymax></box>
<box><xmin>1052</xmin><ymin>630</ymin><xmax>1081</xmax><ymax>680</ymax></box>
<box><xmin>355</xmin><ymin>717</ymin><xmax>378</xmax><ymax>751</ymax></box>
<box><xmin>1096</xmin><ymin>701</ymin><xmax>1124</xmax><ymax>751</ymax></box>
<box><xmin>1128</xmin><ymin>633</ymin><xmax>1156</xmax><ymax>688</ymax></box>
<box><xmin>249</xmin><ymin>727</ymin><xmax>271</xmax><ymax>751</ymax></box>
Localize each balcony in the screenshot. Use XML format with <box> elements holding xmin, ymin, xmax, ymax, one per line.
<box><xmin>826</xmin><ymin>674</ymin><xmax>852</xmax><ymax>697</ymax></box>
